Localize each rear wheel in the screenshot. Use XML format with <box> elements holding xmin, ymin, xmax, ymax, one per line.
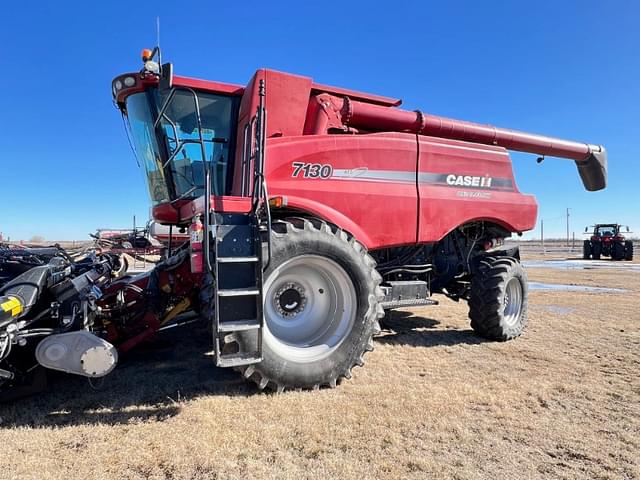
<box><xmin>223</xmin><ymin>219</ymin><xmax>384</xmax><ymax>391</ymax></box>
<box><xmin>592</xmin><ymin>241</ymin><xmax>602</xmax><ymax>260</ymax></box>
<box><xmin>468</xmin><ymin>256</ymin><xmax>528</xmax><ymax>341</ymax></box>
<box><xmin>612</xmin><ymin>242</ymin><xmax>625</xmax><ymax>261</ymax></box>
<box><xmin>582</xmin><ymin>240</ymin><xmax>591</xmax><ymax>259</ymax></box>
<box><xmin>624</xmin><ymin>241</ymin><xmax>634</xmax><ymax>261</ymax></box>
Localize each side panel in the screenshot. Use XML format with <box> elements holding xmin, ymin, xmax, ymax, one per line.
<box><xmin>417</xmin><ymin>136</ymin><xmax>537</xmax><ymax>242</ymax></box>
<box><xmin>266</xmin><ymin>133</ymin><xmax>418</xmax><ymax>249</ymax></box>
<box><xmin>232</xmin><ymin>69</ymin><xmax>313</xmax><ymax>196</ymax></box>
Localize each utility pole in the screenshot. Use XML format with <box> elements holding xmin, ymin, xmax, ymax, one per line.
<box><xmin>566</xmin><ymin>208</ymin><xmax>570</xmax><ymax>248</ymax></box>
<box><xmin>541</xmin><ymin>219</ymin><xmax>544</xmax><ymax>253</ymax></box>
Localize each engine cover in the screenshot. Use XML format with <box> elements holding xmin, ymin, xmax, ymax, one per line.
<box><xmin>35</xmin><ymin>331</ymin><xmax>118</xmax><ymax>378</ymax></box>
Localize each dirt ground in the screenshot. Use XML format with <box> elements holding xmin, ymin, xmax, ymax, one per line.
<box><xmin>0</xmin><ymin>252</ymin><xmax>638</xmax><ymax>480</ymax></box>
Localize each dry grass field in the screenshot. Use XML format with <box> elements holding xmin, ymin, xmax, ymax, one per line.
<box><xmin>0</xmin><ymin>252</ymin><xmax>638</xmax><ymax>479</ymax></box>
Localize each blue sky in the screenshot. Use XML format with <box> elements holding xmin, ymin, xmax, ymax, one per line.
<box><xmin>0</xmin><ymin>1</ymin><xmax>638</xmax><ymax>241</ymax></box>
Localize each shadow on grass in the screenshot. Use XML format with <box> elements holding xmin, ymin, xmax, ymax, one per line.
<box><xmin>0</xmin><ymin>325</ymin><xmax>254</xmax><ymax>428</ymax></box>
<box><xmin>377</xmin><ymin>310</ymin><xmax>490</xmax><ymax>348</ymax></box>
<box><xmin>2</xmin><ymin>311</ymin><xmax>491</xmax><ymax>427</ymax></box>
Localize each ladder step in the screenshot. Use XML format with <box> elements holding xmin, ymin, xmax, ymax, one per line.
<box><xmin>216</xmin><ymin>352</ymin><xmax>262</xmax><ymax>368</ymax></box>
<box><xmin>218</xmin><ymin>319</ymin><xmax>261</xmax><ymax>332</ymax></box>
<box><xmin>218</xmin><ymin>288</ymin><xmax>260</xmax><ymax>297</ymax></box>
<box><xmin>217</xmin><ymin>256</ymin><xmax>259</xmax><ymax>263</ymax></box>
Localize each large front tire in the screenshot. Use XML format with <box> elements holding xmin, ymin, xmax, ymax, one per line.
<box><xmin>224</xmin><ymin>219</ymin><xmax>383</xmax><ymax>391</ymax></box>
<box><xmin>468</xmin><ymin>256</ymin><xmax>528</xmax><ymax>341</ymax></box>
<box><xmin>582</xmin><ymin>240</ymin><xmax>591</xmax><ymax>260</ymax></box>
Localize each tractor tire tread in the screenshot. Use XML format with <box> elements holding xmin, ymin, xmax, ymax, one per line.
<box><xmin>468</xmin><ymin>256</ymin><xmax>528</xmax><ymax>341</ymax></box>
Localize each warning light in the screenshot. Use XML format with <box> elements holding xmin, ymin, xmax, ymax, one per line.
<box><xmin>141</xmin><ymin>48</ymin><xmax>154</xmax><ymax>61</ymax></box>
<box><xmin>269</xmin><ymin>196</ymin><xmax>287</xmax><ymax>208</ymax></box>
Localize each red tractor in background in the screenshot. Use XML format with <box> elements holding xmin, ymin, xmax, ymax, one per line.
<box><xmin>0</xmin><ymin>48</ymin><xmax>607</xmax><ymax>398</ymax></box>
<box><xmin>583</xmin><ymin>224</ymin><xmax>633</xmax><ymax>260</ymax></box>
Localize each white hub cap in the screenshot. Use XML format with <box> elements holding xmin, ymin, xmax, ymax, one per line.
<box><xmin>264</xmin><ymin>255</ymin><xmax>357</xmax><ymax>363</ymax></box>
<box><xmin>503</xmin><ymin>277</ymin><xmax>523</xmax><ymax>327</ymax></box>
<box><xmin>80</xmin><ymin>346</ymin><xmax>117</xmax><ymax>377</ymax></box>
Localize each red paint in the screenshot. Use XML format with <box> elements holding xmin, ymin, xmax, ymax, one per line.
<box><xmin>337</xmin><ymin>97</ymin><xmax>596</xmax><ymax>162</ymax></box>
<box><xmin>179</xmin><ymin>196</ymin><xmax>253</xmax><ymax>220</ymax></box>
<box><xmin>416</xmin><ymin>136</ymin><xmax>537</xmax><ymax>242</ymax></box>
<box><xmin>173</xmin><ymin>75</ymin><xmax>244</xmax><ymax>96</ymax></box>
<box><xmin>117</xmin><ymin>312</ymin><xmax>160</xmax><ymax>353</ymax></box>
<box><xmin>310</xmin><ymin>82</ymin><xmax>401</xmax><ymax>107</ymax></box>
<box><xmin>266</xmin><ymin>133</ymin><xmax>418</xmax><ymax>248</ymax></box>
<box><xmin>152</xmin><ymin>201</ymin><xmax>186</xmax><ymax>225</ymax></box>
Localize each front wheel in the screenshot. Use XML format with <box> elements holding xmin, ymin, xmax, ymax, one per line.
<box><xmin>224</xmin><ymin>219</ymin><xmax>384</xmax><ymax>391</ymax></box>
<box><xmin>468</xmin><ymin>256</ymin><xmax>528</xmax><ymax>341</ymax></box>
<box><xmin>582</xmin><ymin>240</ymin><xmax>591</xmax><ymax>260</ymax></box>
<box><xmin>624</xmin><ymin>241</ymin><xmax>634</xmax><ymax>261</ymax></box>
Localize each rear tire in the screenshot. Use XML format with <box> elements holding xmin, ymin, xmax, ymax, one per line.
<box><xmin>592</xmin><ymin>242</ymin><xmax>602</xmax><ymax>260</ymax></box>
<box><xmin>582</xmin><ymin>240</ymin><xmax>591</xmax><ymax>260</ymax></box>
<box><xmin>468</xmin><ymin>256</ymin><xmax>528</xmax><ymax>341</ymax></box>
<box><xmin>223</xmin><ymin>218</ymin><xmax>384</xmax><ymax>391</ymax></box>
<box><xmin>612</xmin><ymin>242</ymin><xmax>625</xmax><ymax>261</ymax></box>
<box><xmin>625</xmin><ymin>241</ymin><xmax>634</xmax><ymax>261</ymax></box>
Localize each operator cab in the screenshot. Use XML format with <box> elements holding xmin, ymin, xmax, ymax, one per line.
<box><xmin>594</xmin><ymin>225</ymin><xmax>618</xmax><ymax>237</ymax></box>
<box><xmin>112</xmin><ymin>48</ymin><xmax>244</xmax><ymax>223</ymax></box>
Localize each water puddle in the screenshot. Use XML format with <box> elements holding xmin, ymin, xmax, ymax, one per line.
<box><xmin>528</xmin><ymin>281</ymin><xmax>627</xmax><ymax>293</ymax></box>
<box><xmin>523</xmin><ymin>259</ymin><xmax>640</xmax><ymax>272</ymax></box>
<box><xmin>542</xmin><ymin>305</ymin><xmax>575</xmax><ymax>315</ymax></box>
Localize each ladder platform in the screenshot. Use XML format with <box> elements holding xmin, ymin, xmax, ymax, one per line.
<box><xmin>216</xmin><ymin>353</ymin><xmax>262</xmax><ymax>368</ymax></box>
<box><xmin>218</xmin><ymin>288</ymin><xmax>260</xmax><ymax>297</ymax></box>
<box><xmin>217</xmin><ymin>256</ymin><xmax>259</xmax><ymax>264</ymax></box>
<box><xmin>218</xmin><ymin>319</ymin><xmax>261</xmax><ymax>332</ymax></box>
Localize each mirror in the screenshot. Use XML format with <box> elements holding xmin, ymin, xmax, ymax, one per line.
<box><xmin>159</xmin><ymin>63</ymin><xmax>173</xmax><ymax>92</ymax></box>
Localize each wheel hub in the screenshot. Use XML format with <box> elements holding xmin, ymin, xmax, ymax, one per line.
<box><xmin>503</xmin><ymin>277</ymin><xmax>523</xmax><ymax>327</ymax></box>
<box><xmin>274</xmin><ymin>283</ymin><xmax>307</xmax><ymax>318</ymax></box>
<box><xmin>263</xmin><ymin>255</ymin><xmax>357</xmax><ymax>362</ymax></box>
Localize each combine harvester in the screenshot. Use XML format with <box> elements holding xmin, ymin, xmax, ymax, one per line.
<box><xmin>0</xmin><ymin>48</ymin><xmax>607</xmax><ymax>397</ymax></box>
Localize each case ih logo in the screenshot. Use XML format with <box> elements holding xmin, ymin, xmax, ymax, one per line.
<box><xmin>446</xmin><ymin>174</ymin><xmax>493</xmax><ymax>188</ymax></box>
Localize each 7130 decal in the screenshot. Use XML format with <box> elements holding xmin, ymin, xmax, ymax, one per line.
<box><xmin>291</xmin><ymin>162</ymin><xmax>333</xmax><ymax>179</ymax></box>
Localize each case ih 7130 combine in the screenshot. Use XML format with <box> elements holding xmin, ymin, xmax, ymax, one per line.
<box><xmin>0</xmin><ymin>49</ymin><xmax>607</xmax><ymax>396</ymax></box>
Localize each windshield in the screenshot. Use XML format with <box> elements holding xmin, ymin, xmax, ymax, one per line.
<box><xmin>595</xmin><ymin>226</ymin><xmax>617</xmax><ymax>236</ymax></box>
<box><xmin>125</xmin><ymin>88</ymin><xmax>238</xmax><ymax>205</ymax></box>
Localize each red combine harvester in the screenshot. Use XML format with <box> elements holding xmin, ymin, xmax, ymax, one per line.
<box><xmin>0</xmin><ymin>49</ymin><xmax>607</xmax><ymax>397</ymax></box>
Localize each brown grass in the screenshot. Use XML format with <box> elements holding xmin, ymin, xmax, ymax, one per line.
<box><xmin>0</xmin><ymin>254</ymin><xmax>638</xmax><ymax>479</ymax></box>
